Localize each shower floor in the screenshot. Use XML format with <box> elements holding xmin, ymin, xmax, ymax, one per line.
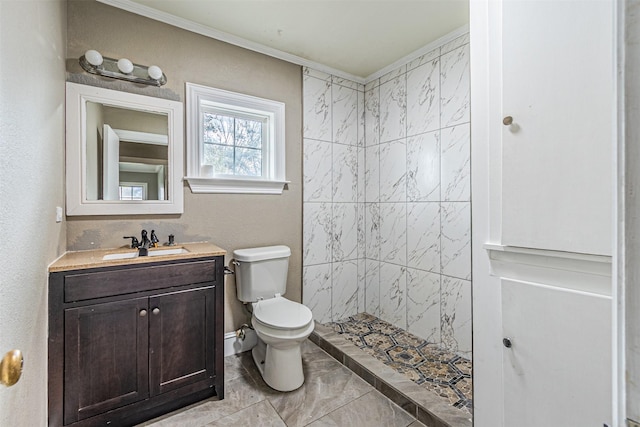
<box><xmin>328</xmin><ymin>313</ymin><xmax>472</xmax><ymax>415</ymax></box>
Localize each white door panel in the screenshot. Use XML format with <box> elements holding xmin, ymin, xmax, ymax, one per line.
<box><xmin>501</xmin><ymin>0</ymin><xmax>613</xmax><ymax>256</ymax></box>
<box><xmin>502</xmin><ymin>279</ymin><xmax>611</xmax><ymax>427</ymax></box>
<box><xmin>103</xmin><ymin>124</ymin><xmax>120</xmax><ymax>201</ymax></box>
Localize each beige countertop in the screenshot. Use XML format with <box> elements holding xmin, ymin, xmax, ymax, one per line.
<box><xmin>49</xmin><ymin>242</ymin><xmax>227</xmax><ymax>272</ymax></box>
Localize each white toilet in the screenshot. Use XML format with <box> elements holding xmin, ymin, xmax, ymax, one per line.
<box><xmin>233</xmin><ymin>245</ymin><xmax>314</xmax><ymax>392</ymax></box>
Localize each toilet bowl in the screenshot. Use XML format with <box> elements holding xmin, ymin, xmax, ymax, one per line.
<box><xmin>250</xmin><ymin>295</ymin><xmax>314</xmax><ymax>391</ymax></box>
<box><xmin>233</xmin><ymin>245</ymin><xmax>315</xmax><ymax>392</ymax></box>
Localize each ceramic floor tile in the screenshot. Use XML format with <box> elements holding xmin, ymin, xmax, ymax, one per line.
<box><xmin>234</xmin><ymin>350</ymin><xmax>263</xmax><ymax>382</ymax></box>
<box><xmin>236</xmin><ymin>340</ymin><xmax>385</xmax><ymax>426</ymax></box>
<box><xmin>306</xmin><ymin>390</ymin><xmax>415</xmax><ymax>427</ymax></box>
<box><xmin>303</xmin><ymin>349</ymin><xmax>347</xmax><ymax>376</ymax></box>
<box><xmin>141</xmin><ymin>340</ymin><xmax>426</xmax><ymax>427</ymax></box>
<box><xmin>138</xmin><ymin>373</ymin><xmax>266</xmax><ymax>427</ymax></box>
<box><xmin>266</xmin><ymin>364</ymin><xmax>374</xmax><ymax>427</ymax></box>
<box><xmin>223</xmin><ymin>353</ymin><xmax>247</xmax><ymax>381</ymax></box>
<box><xmin>204</xmin><ymin>400</ymin><xmax>285</xmax><ymax>427</ymax></box>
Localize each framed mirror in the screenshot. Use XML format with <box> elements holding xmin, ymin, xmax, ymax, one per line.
<box><xmin>66</xmin><ymin>82</ymin><xmax>183</xmax><ymax>215</ymax></box>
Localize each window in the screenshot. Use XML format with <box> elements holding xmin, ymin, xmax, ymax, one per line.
<box><xmin>202</xmin><ymin>111</ymin><xmax>264</xmax><ymax>177</ymax></box>
<box><xmin>185</xmin><ymin>83</ymin><xmax>288</xmax><ymax>194</ymax></box>
<box><xmin>119</xmin><ymin>183</ymin><xmax>147</xmax><ymax>200</ymax></box>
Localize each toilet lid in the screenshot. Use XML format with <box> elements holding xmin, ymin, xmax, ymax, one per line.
<box><xmin>253</xmin><ymin>297</ymin><xmax>313</xmax><ymax>330</ymax></box>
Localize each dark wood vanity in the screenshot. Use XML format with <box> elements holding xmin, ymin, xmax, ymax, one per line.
<box><xmin>48</xmin><ymin>244</ymin><xmax>225</xmax><ymax>427</ymax></box>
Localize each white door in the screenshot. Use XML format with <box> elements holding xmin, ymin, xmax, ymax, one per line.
<box><xmin>501</xmin><ymin>0</ymin><xmax>613</xmax><ymax>256</ymax></box>
<box><xmin>502</xmin><ymin>279</ymin><xmax>611</xmax><ymax>426</ymax></box>
<box><xmin>103</xmin><ymin>124</ymin><xmax>120</xmax><ymax>201</ymax></box>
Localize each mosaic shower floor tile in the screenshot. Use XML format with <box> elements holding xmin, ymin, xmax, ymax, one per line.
<box><xmin>329</xmin><ymin>312</ymin><xmax>473</xmax><ymax>415</ymax></box>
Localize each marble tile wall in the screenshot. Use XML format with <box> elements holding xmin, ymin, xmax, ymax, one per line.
<box><xmin>302</xmin><ymin>32</ymin><xmax>471</xmax><ymax>359</ymax></box>
<box><xmin>302</xmin><ymin>68</ymin><xmax>366</xmax><ymax>324</ymax></box>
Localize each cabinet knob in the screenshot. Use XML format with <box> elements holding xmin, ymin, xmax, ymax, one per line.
<box><xmin>0</xmin><ymin>349</ymin><xmax>23</xmax><ymax>387</ymax></box>
<box><xmin>139</xmin><ymin>309</ymin><xmax>147</xmax><ymax>317</ymax></box>
<box><xmin>503</xmin><ymin>337</ymin><xmax>513</xmax><ymax>348</ymax></box>
<box><xmin>152</xmin><ymin>308</ymin><xmax>160</xmax><ymax>315</ymax></box>
<box><xmin>503</xmin><ymin>116</ymin><xmax>514</xmax><ymax>126</ymax></box>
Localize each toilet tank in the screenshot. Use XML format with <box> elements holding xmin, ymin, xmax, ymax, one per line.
<box><xmin>233</xmin><ymin>245</ymin><xmax>291</xmax><ymax>302</ymax></box>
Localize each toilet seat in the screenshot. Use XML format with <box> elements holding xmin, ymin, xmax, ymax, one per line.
<box><xmin>253</xmin><ymin>296</ymin><xmax>313</xmax><ymax>330</ymax></box>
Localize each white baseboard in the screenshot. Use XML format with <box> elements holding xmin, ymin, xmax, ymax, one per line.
<box><xmin>223</xmin><ymin>329</ymin><xmax>257</xmax><ymax>357</ymax></box>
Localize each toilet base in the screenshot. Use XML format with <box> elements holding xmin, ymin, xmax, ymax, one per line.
<box><xmin>251</xmin><ymin>338</ymin><xmax>304</xmax><ymax>392</ymax></box>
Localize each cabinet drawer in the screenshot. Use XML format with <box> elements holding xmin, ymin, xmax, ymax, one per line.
<box><xmin>64</xmin><ymin>260</ymin><xmax>216</xmax><ymax>302</ymax></box>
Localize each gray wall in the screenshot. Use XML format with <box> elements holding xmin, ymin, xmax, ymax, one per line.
<box><xmin>0</xmin><ymin>0</ymin><xmax>67</xmax><ymax>423</ymax></box>
<box><xmin>66</xmin><ymin>0</ymin><xmax>303</xmax><ymax>333</ymax></box>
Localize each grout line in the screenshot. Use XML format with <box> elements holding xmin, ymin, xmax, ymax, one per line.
<box><xmin>264</xmin><ymin>399</ymin><xmax>289</xmax><ymax>426</ymax></box>
<box><xmin>376</xmin><ymin>82</ymin><xmax>382</xmax><ymax>316</ymax></box>
<box><xmin>299</xmin><ymin>390</ymin><xmax>378</xmax><ymax>426</ymax></box>
<box><xmin>330</xmin><ymin>76</ymin><xmax>335</xmax><ymax>323</ymax></box>
<box><xmin>404</xmin><ymin>70</ymin><xmax>409</xmax><ymax>331</ymax></box>
<box><xmin>438</xmin><ymin>54</ymin><xmax>445</xmax><ymax>349</ymax></box>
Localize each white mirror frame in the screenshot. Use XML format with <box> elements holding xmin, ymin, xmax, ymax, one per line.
<box><xmin>65</xmin><ymin>82</ymin><xmax>184</xmax><ymax>215</ymax></box>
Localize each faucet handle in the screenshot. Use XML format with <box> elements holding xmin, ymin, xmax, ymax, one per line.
<box><xmin>123</xmin><ymin>236</ymin><xmax>139</xmax><ymax>248</ymax></box>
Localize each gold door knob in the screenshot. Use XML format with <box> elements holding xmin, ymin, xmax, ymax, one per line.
<box><xmin>0</xmin><ymin>349</ymin><xmax>23</xmax><ymax>387</ymax></box>
<box><xmin>503</xmin><ymin>116</ymin><xmax>514</xmax><ymax>126</ymax></box>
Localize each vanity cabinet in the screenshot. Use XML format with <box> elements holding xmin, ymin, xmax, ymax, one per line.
<box><xmin>64</xmin><ymin>297</ymin><xmax>150</xmax><ymax>422</ymax></box>
<box><xmin>48</xmin><ymin>255</ymin><xmax>224</xmax><ymax>427</ymax></box>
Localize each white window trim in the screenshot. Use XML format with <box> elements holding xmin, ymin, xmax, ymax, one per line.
<box><xmin>113</xmin><ymin>129</ymin><xmax>168</xmax><ymax>146</ymax></box>
<box><xmin>185</xmin><ymin>82</ymin><xmax>288</xmax><ymax>194</ymax></box>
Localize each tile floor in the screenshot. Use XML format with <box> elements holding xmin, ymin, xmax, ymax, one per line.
<box><xmin>328</xmin><ymin>313</ymin><xmax>472</xmax><ymax>414</ymax></box>
<box><xmin>138</xmin><ymin>340</ymin><xmax>426</xmax><ymax>427</ymax></box>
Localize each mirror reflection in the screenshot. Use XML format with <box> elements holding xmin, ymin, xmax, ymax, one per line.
<box><xmin>85</xmin><ymin>102</ymin><xmax>169</xmax><ymax>201</ymax></box>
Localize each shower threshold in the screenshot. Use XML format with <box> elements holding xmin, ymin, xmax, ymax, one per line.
<box><xmin>310</xmin><ymin>313</ymin><xmax>472</xmax><ymax>427</ymax></box>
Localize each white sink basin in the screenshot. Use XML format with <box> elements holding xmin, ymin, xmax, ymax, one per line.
<box><xmin>148</xmin><ymin>247</ymin><xmax>189</xmax><ymax>257</ymax></box>
<box><xmin>102</xmin><ymin>247</ymin><xmax>189</xmax><ymax>261</ymax></box>
<box><xmin>103</xmin><ymin>252</ymin><xmax>138</xmax><ymax>260</ymax></box>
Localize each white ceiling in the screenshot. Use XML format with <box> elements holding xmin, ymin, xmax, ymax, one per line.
<box><xmin>102</xmin><ymin>0</ymin><xmax>469</xmax><ymax>81</ymax></box>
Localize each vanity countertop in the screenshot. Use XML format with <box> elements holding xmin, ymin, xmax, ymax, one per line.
<box><xmin>49</xmin><ymin>242</ymin><xmax>226</xmax><ymax>272</ymax></box>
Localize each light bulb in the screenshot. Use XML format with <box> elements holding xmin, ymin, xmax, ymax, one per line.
<box><xmin>117</xmin><ymin>58</ymin><xmax>134</xmax><ymax>74</ymax></box>
<box><xmin>147</xmin><ymin>65</ymin><xmax>163</xmax><ymax>80</ymax></box>
<box><xmin>84</xmin><ymin>49</ymin><xmax>103</xmax><ymax>66</ymax></box>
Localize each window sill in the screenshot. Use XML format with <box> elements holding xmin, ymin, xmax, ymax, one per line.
<box><xmin>184</xmin><ymin>177</ymin><xmax>289</xmax><ymax>194</ymax></box>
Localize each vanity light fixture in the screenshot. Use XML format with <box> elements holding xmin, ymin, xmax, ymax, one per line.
<box><xmin>116</xmin><ymin>58</ymin><xmax>134</xmax><ymax>74</ymax></box>
<box><xmin>79</xmin><ymin>49</ymin><xmax>167</xmax><ymax>86</ymax></box>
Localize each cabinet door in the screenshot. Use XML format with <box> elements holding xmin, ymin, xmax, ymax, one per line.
<box><xmin>501</xmin><ymin>279</ymin><xmax>611</xmax><ymax>426</ymax></box>
<box><xmin>149</xmin><ymin>287</ymin><xmax>215</xmax><ymax>395</ymax></box>
<box><xmin>501</xmin><ymin>0</ymin><xmax>613</xmax><ymax>255</ymax></box>
<box><xmin>64</xmin><ymin>297</ymin><xmax>149</xmax><ymax>424</ymax></box>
